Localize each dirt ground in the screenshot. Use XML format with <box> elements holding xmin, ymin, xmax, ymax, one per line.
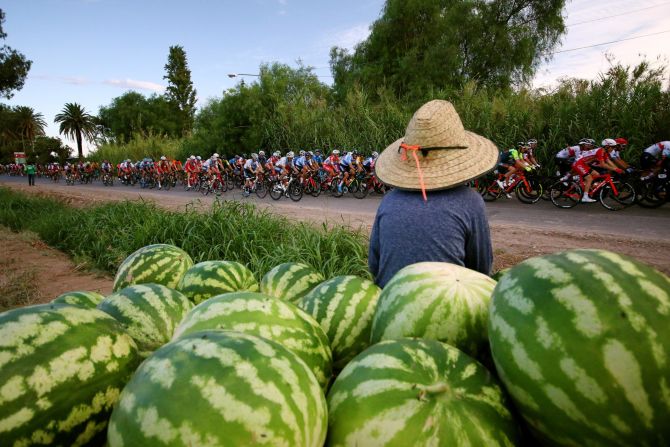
<box><xmin>1</xmin><ymin>182</ymin><xmax>669</xmax><ymax>290</ymax></box>
<box><xmin>0</xmin><ymin>227</ymin><xmax>113</xmax><ymax>311</ymax></box>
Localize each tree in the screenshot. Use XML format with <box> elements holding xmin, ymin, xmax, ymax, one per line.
<box><xmin>163</xmin><ymin>45</ymin><xmax>197</xmax><ymax>136</ymax></box>
<box><xmin>14</xmin><ymin>106</ymin><xmax>46</xmax><ymax>152</ymax></box>
<box><xmin>98</xmin><ymin>91</ymin><xmax>181</xmax><ymax>142</ymax></box>
<box><xmin>54</xmin><ymin>103</ymin><xmax>96</xmax><ymax>160</ymax></box>
<box><xmin>33</xmin><ymin>136</ymin><xmax>71</xmax><ymax>162</ymax></box>
<box><xmin>330</xmin><ymin>0</ymin><xmax>566</xmax><ymax>98</ymax></box>
<box><xmin>0</xmin><ymin>9</ymin><xmax>32</xmax><ymax>99</ymax></box>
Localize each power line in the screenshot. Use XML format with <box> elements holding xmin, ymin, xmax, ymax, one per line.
<box><xmin>566</xmin><ymin>2</ymin><xmax>670</xmax><ymax>27</ymax></box>
<box><xmin>550</xmin><ymin>29</ymin><xmax>670</xmax><ymax>54</ymax></box>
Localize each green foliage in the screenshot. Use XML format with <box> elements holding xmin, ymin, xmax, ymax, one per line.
<box><xmin>13</xmin><ymin>106</ymin><xmax>45</xmax><ymax>151</ymax></box>
<box><xmin>0</xmin><ymin>188</ymin><xmax>370</xmax><ymax>281</ymax></box>
<box><xmin>88</xmin><ymin>132</ymin><xmax>183</xmax><ymax>164</ymax></box>
<box><xmin>54</xmin><ymin>103</ymin><xmax>97</xmax><ymax>160</ymax></box>
<box><xmin>98</xmin><ymin>91</ymin><xmax>181</xmax><ymax>143</ymax></box>
<box><xmin>330</xmin><ymin>0</ymin><xmax>566</xmax><ymax>98</ymax></box>
<box><xmin>164</xmin><ymin>45</ymin><xmax>197</xmax><ymax>137</ymax></box>
<box><xmin>32</xmin><ymin>136</ymin><xmax>72</xmax><ymax>162</ymax></box>
<box><xmin>0</xmin><ymin>9</ymin><xmax>32</xmax><ymax>100</ymax></box>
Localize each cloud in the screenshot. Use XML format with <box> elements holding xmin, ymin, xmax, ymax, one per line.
<box><xmin>103</xmin><ymin>78</ymin><xmax>166</xmax><ymax>92</ymax></box>
<box><xmin>329</xmin><ymin>23</ymin><xmax>371</xmax><ymax>50</ymax></box>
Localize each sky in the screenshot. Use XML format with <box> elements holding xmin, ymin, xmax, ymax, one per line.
<box><xmin>3</xmin><ymin>0</ymin><xmax>670</xmax><ymax>153</ymax></box>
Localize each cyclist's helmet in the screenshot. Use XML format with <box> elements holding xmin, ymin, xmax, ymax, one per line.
<box><xmin>287</xmin><ymin>151</ymin><xmax>295</xmax><ymax>158</ymax></box>
<box><xmin>528</xmin><ymin>139</ymin><xmax>538</xmax><ymax>145</ymax></box>
<box><xmin>307</xmin><ymin>151</ymin><xmax>314</xmax><ymax>156</ymax></box>
<box><xmin>299</xmin><ymin>150</ymin><xmax>306</xmax><ymax>156</ymax></box>
<box><xmin>213</xmin><ymin>153</ymin><xmax>219</xmax><ymax>158</ymax></box>
<box><xmin>615</xmin><ymin>137</ymin><xmax>628</xmax><ymax>146</ymax></box>
<box><xmin>196</xmin><ymin>156</ymin><xmax>202</xmax><ymax>161</ymax></box>
<box><xmin>315</xmin><ymin>149</ymin><xmax>322</xmax><ymax>154</ymax></box>
<box><xmin>586</xmin><ymin>138</ymin><xmax>596</xmax><ymax>146</ymax></box>
<box><xmin>259</xmin><ymin>150</ymin><xmax>265</xmax><ymax>157</ymax></box>
<box><xmin>251</xmin><ymin>153</ymin><xmax>258</xmax><ymax>160</ymax></box>
<box><xmin>160</xmin><ymin>156</ymin><xmax>166</xmax><ymax>161</ymax></box>
<box><xmin>190</xmin><ymin>155</ymin><xmax>196</xmax><ymax>160</ymax></box>
<box><xmin>273</xmin><ymin>151</ymin><xmax>281</xmax><ymax>157</ymax></box>
<box><xmin>517</xmin><ymin>141</ymin><xmax>526</xmax><ymax>147</ymax></box>
<box><xmin>332</xmin><ymin>150</ymin><xmax>340</xmax><ymax>155</ymax></box>
<box><xmin>602</xmin><ymin>138</ymin><xmax>617</xmax><ymax>147</ymax></box>
<box><xmin>372</xmin><ymin>151</ymin><xmax>379</xmax><ymax>158</ymax></box>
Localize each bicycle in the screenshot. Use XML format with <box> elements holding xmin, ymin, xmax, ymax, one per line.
<box><xmin>270</xmin><ymin>175</ymin><xmax>303</xmax><ymax>201</ymax></box>
<box><xmin>550</xmin><ymin>171</ymin><xmax>635</xmax><ymax>211</ymax></box>
<box><xmin>478</xmin><ymin>170</ymin><xmax>543</xmax><ymax>204</ymax></box>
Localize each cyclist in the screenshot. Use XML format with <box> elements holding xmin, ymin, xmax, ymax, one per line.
<box><xmin>294</xmin><ymin>150</ymin><xmax>307</xmax><ymax>180</ymax></box>
<box><xmin>610</xmin><ymin>138</ymin><xmax>633</xmax><ymax>171</ymax></box>
<box><xmin>184</xmin><ymin>155</ymin><xmax>199</xmax><ymax>189</ymax></box>
<box><xmin>640</xmin><ymin>140</ymin><xmax>670</xmax><ymax>177</ymax></box>
<box><xmin>275</xmin><ymin>151</ymin><xmax>295</xmax><ymax>189</ymax></box>
<box><xmin>500</xmin><ymin>143</ymin><xmax>528</xmax><ymax>186</ymax></box>
<box><xmin>555</xmin><ymin>139</ymin><xmax>593</xmax><ymax>176</ymax></box>
<box><xmin>267</xmin><ymin>151</ymin><xmax>281</xmax><ymax>177</ymax></box>
<box><xmin>323</xmin><ymin>150</ymin><xmax>341</xmax><ymax>183</ymax></box>
<box><xmin>313</xmin><ymin>150</ymin><xmax>324</xmax><ymax>164</ymax></box>
<box><xmin>363</xmin><ymin>151</ymin><xmax>378</xmax><ymax>173</ymax></box>
<box><xmin>525</xmin><ymin>139</ymin><xmax>541</xmax><ymax>168</ymax></box>
<box><xmin>242</xmin><ymin>153</ymin><xmax>262</xmax><ymax>196</ymax></box>
<box><xmin>156</xmin><ymin>156</ymin><xmax>171</xmax><ymax>189</ymax></box>
<box><xmin>572</xmin><ymin>138</ymin><xmax>623</xmax><ymax>203</ymax></box>
<box><xmin>339</xmin><ymin>150</ymin><xmax>357</xmax><ymax>192</ymax></box>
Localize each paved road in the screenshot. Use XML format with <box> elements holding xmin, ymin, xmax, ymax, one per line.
<box><xmin>2</xmin><ymin>175</ymin><xmax>669</xmax><ymax>241</ymax></box>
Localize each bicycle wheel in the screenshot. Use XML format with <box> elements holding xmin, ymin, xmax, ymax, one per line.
<box><xmin>353</xmin><ymin>180</ymin><xmax>368</xmax><ymax>199</ymax></box>
<box><xmin>309</xmin><ymin>180</ymin><xmax>322</xmax><ymax>197</ymax></box>
<box><xmin>289</xmin><ymin>183</ymin><xmax>303</xmax><ymax>202</ymax></box>
<box><xmin>549</xmin><ymin>181</ymin><xmax>581</xmax><ymax>209</ymax></box>
<box><xmin>331</xmin><ymin>181</ymin><xmax>344</xmax><ymax>198</ymax></box>
<box><xmin>515</xmin><ymin>178</ymin><xmax>543</xmax><ymax>204</ymax></box>
<box><xmin>255</xmin><ymin>180</ymin><xmax>268</xmax><ymax>198</ymax></box>
<box><xmin>636</xmin><ymin>182</ymin><xmax>667</xmax><ymax>208</ymax></box>
<box><xmin>269</xmin><ymin>181</ymin><xmax>283</xmax><ymax>200</ymax></box>
<box><xmin>599</xmin><ymin>181</ymin><xmax>635</xmax><ymax>211</ymax></box>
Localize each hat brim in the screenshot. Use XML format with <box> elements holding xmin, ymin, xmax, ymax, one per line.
<box><xmin>374</xmin><ymin>131</ymin><xmax>498</xmax><ymax>190</ymax></box>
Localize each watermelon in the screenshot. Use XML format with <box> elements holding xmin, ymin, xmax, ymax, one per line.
<box><xmin>97</xmin><ymin>284</ymin><xmax>193</xmax><ymax>357</ymax></box>
<box><xmin>173</xmin><ymin>291</ymin><xmax>332</xmax><ymax>388</ymax></box>
<box><xmin>260</xmin><ymin>262</ymin><xmax>324</xmax><ymax>303</ymax></box>
<box><xmin>327</xmin><ymin>338</ymin><xmax>520</xmax><ymax>446</ymax></box>
<box><xmin>113</xmin><ymin>244</ymin><xmax>193</xmax><ymax>292</ymax></box>
<box><xmin>107</xmin><ymin>330</ymin><xmax>327</xmax><ymax>447</ymax></box>
<box><xmin>492</xmin><ymin>267</ymin><xmax>510</xmax><ymax>281</ymax></box>
<box><xmin>177</xmin><ymin>260</ymin><xmax>258</xmax><ymax>304</ymax></box>
<box><xmin>370</xmin><ymin>262</ymin><xmax>496</xmax><ymax>358</ymax></box>
<box><xmin>51</xmin><ymin>291</ymin><xmax>105</xmax><ymax>308</ymax></box>
<box><xmin>488</xmin><ymin>249</ymin><xmax>670</xmax><ymax>446</ymax></box>
<box><xmin>297</xmin><ymin>275</ymin><xmax>381</xmax><ymax>370</ymax></box>
<box><xmin>0</xmin><ymin>303</ymin><xmax>140</xmax><ymax>446</ymax></box>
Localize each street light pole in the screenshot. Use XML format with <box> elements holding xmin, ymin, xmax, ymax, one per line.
<box><xmin>227</xmin><ymin>73</ymin><xmax>261</xmax><ymax>78</ymax></box>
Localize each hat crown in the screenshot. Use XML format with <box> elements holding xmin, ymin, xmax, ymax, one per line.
<box><xmin>403</xmin><ymin>100</ymin><xmax>468</xmax><ymax>149</ymax></box>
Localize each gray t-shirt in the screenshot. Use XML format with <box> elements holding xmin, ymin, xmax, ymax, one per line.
<box><xmin>368</xmin><ymin>186</ymin><xmax>493</xmax><ymax>287</ymax></box>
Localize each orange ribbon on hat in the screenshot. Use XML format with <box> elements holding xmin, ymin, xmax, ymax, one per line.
<box><xmin>399</xmin><ymin>143</ymin><xmax>428</xmax><ymax>201</ymax></box>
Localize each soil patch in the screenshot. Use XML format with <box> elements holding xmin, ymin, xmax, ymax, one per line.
<box><xmin>0</xmin><ymin>227</ymin><xmax>113</xmax><ymax>311</ymax></box>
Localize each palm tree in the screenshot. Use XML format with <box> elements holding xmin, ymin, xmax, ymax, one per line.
<box><xmin>14</xmin><ymin>106</ymin><xmax>46</xmax><ymax>152</ymax></box>
<box><xmin>54</xmin><ymin>102</ymin><xmax>96</xmax><ymax>159</ymax></box>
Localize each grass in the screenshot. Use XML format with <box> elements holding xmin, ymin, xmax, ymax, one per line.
<box><xmin>0</xmin><ymin>187</ymin><xmax>371</xmax><ymax>281</ymax></box>
<box><xmin>0</xmin><ymin>257</ymin><xmax>41</xmax><ymax>312</ymax></box>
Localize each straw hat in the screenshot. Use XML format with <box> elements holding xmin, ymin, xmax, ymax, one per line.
<box><xmin>375</xmin><ymin>100</ymin><xmax>498</xmax><ymax>193</ymax></box>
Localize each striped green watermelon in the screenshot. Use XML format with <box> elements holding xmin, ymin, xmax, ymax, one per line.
<box><xmin>489</xmin><ymin>249</ymin><xmax>670</xmax><ymax>446</ymax></box>
<box><xmin>107</xmin><ymin>330</ymin><xmax>327</xmax><ymax>447</ymax></box>
<box><xmin>260</xmin><ymin>262</ymin><xmax>324</xmax><ymax>303</ymax></box>
<box><xmin>492</xmin><ymin>267</ymin><xmax>510</xmax><ymax>281</ymax></box>
<box><xmin>51</xmin><ymin>291</ymin><xmax>105</xmax><ymax>308</ymax></box>
<box><xmin>97</xmin><ymin>284</ymin><xmax>193</xmax><ymax>357</ymax></box>
<box><xmin>113</xmin><ymin>244</ymin><xmax>193</xmax><ymax>292</ymax></box>
<box><xmin>297</xmin><ymin>275</ymin><xmax>381</xmax><ymax>370</ymax></box>
<box><xmin>177</xmin><ymin>260</ymin><xmax>258</xmax><ymax>304</ymax></box>
<box><xmin>370</xmin><ymin>262</ymin><xmax>496</xmax><ymax>358</ymax></box>
<box><xmin>173</xmin><ymin>291</ymin><xmax>332</xmax><ymax>388</ymax></box>
<box><xmin>327</xmin><ymin>338</ymin><xmax>520</xmax><ymax>446</ymax></box>
<box><xmin>0</xmin><ymin>303</ymin><xmax>140</xmax><ymax>446</ymax></box>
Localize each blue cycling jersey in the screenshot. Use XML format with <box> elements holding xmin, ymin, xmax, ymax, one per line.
<box><xmin>313</xmin><ymin>155</ymin><xmax>323</xmax><ymax>164</ymax></box>
<box><xmin>294</xmin><ymin>156</ymin><xmax>306</xmax><ymax>168</ymax></box>
<box><xmin>340</xmin><ymin>154</ymin><xmax>353</xmax><ymax>166</ymax></box>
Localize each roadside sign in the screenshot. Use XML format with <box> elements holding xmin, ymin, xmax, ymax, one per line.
<box><xmin>14</xmin><ymin>152</ymin><xmax>26</xmax><ymax>164</ymax></box>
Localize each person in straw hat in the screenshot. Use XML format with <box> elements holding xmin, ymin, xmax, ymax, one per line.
<box><xmin>369</xmin><ymin>100</ymin><xmax>497</xmax><ymax>287</ymax></box>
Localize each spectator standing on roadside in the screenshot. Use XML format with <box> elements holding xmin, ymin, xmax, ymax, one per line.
<box><xmin>25</xmin><ymin>161</ymin><xmax>36</xmax><ymax>186</ymax></box>
<box><xmin>369</xmin><ymin>100</ymin><xmax>498</xmax><ymax>287</ymax></box>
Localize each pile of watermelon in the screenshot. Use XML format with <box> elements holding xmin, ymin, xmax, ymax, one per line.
<box><xmin>1</xmin><ymin>242</ymin><xmax>669</xmax><ymax>446</ymax></box>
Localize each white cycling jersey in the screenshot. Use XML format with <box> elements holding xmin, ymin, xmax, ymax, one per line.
<box><xmin>556</xmin><ymin>145</ymin><xmax>581</xmax><ymax>159</ymax></box>
<box><xmin>643</xmin><ymin>141</ymin><xmax>670</xmax><ymax>158</ymax></box>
